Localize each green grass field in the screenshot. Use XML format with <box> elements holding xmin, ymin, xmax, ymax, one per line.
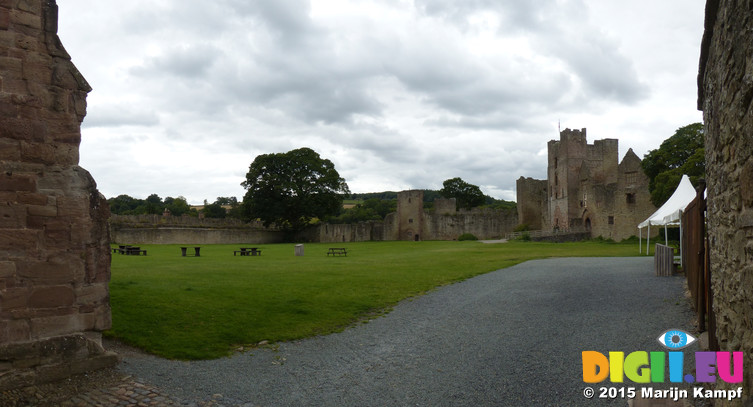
<box><xmin>108</xmin><ymin>240</ymin><xmax>644</xmax><ymax>360</ymax></box>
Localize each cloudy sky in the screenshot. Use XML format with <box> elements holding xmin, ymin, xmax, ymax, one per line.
<box><xmin>58</xmin><ymin>0</ymin><xmax>705</xmax><ymax>204</ymax></box>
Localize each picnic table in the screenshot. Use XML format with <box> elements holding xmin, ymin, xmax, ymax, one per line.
<box><xmin>234</xmin><ymin>247</ymin><xmax>262</xmax><ymax>256</ymax></box>
<box><xmin>181</xmin><ymin>246</ymin><xmax>201</xmax><ymax>257</ymax></box>
<box><xmin>327</xmin><ymin>248</ymin><xmax>347</xmax><ymax>256</ymax></box>
<box><xmin>113</xmin><ymin>245</ymin><xmax>147</xmax><ymax>255</ymax></box>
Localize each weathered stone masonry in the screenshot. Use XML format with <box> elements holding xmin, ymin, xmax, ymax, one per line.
<box><xmin>517</xmin><ymin>128</ymin><xmax>656</xmax><ymax>241</ymax></box>
<box><xmin>298</xmin><ymin>190</ymin><xmax>519</xmax><ymax>243</ymax></box>
<box><xmin>698</xmin><ymin>0</ymin><xmax>753</xmax><ymax>404</ymax></box>
<box><xmin>0</xmin><ymin>0</ymin><xmax>116</xmax><ymax>390</ymax></box>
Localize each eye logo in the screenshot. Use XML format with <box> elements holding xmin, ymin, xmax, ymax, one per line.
<box><xmin>657</xmin><ymin>329</ymin><xmax>696</xmax><ymax>349</ymax></box>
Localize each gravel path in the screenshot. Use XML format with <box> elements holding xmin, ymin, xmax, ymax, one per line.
<box><xmin>118</xmin><ymin>257</ymin><xmax>696</xmax><ymax>406</ymax></box>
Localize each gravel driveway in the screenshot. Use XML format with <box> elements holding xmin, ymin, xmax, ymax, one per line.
<box><xmin>118</xmin><ymin>257</ymin><xmax>695</xmax><ymax>406</ymax></box>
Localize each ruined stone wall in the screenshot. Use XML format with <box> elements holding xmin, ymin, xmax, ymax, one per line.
<box><xmin>300</xmin><ymin>194</ymin><xmax>518</xmax><ymax>243</ymax></box>
<box><xmin>698</xmin><ymin>0</ymin><xmax>753</xmax><ymax>403</ymax></box>
<box><xmin>0</xmin><ymin>0</ymin><xmax>116</xmax><ymax>389</ymax></box>
<box><xmin>111</xmin><ymin>227</ymin><xmax>287</xmax><ymax>245</ymax></box>
<box><xmin>433</xmin><ymin>197</ymin><xmax>456</xmax><ymax>215</ymax></box>
<box><xmin>424</xmin><ymin>207</ymin><xmax>518</xmax><ymax>240</ymax></box>
<box><xmin>297</xmin><ymin>221</ymin><xmax>381</xmax><ymax>243</ymax></box>
<box><xmin>579</xmin><ymin>150</ymin><xmax>653</xmax><ymax>241</ymax></box>
<box><xmin>382</xmin><ymin>212</ymin><xmax>398</xmax><ymax>241</ymax></box>
<box><xmin>585</xmin><ymin>183</ymin><xmax>617</xmax><ymax>239</ymax></box>
<box><xmin>586</xmin><ymin>138</ymin><xmax>619</xmax><ymax>184</ymax></box>
<box><xmin>612</xmin><ymin>149</ymin><xmax>654</xmax><ymax>241</ymax></box>
<box><xmin>109</xmin><ymin>214</ymin><xmax>286</xmax><ymax>244</ymax></box>
<box><xmin>515</xmin><ymin>176</ymin><xmax>547</xmax><ymax>230</ymax></box>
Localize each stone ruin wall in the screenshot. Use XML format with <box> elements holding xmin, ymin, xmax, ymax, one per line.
<box><xmin>515</xmin><ymin>177</ymin><xmax>547</xmax><ymax>230</ymax></box>
<box><xmin>433</xmin><ymin>197</ymin><xmax>456</xmax><ymax>215</ymax></box>
<box><xmin>611</xmin><ymin>150</ymin><xmax>655</xmax><ymax>240</ymax></box>
<box><xmin>423</xmin><ymin>207</ymin><xmax>518</xmax><ymax>241</ymax></box>
<box><xmin>302</xmin><ymin>191</ymin><xmax>518</xmax><ymax>243</ymax></box>
<box><xmin>109</xmin><ymin>214</ymin><xmax>287</xmax><ymax>245</ymax></box>
<box><xmin>0</xmin><ymin>0</ymin><xmax>115</xmax><ymax>389</ymax></box>
<box><xmin>698</xmin><ymin>0</ymin><xmax>753</xmax><ymax>403</ymax></box>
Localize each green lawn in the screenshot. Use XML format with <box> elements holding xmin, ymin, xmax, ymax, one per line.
<box><xmin>108</xmin><ymin>240</ymin><xmax>644</xmax><ymax>359</ymax></box>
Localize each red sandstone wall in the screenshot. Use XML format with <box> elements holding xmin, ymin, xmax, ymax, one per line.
<box><xmin>0</xmin><ymin>0</ymin><xmax>115</xmax><ymax>389</ymax></box>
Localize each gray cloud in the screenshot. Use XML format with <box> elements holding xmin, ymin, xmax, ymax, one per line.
<box><xmin>58</xmin><ymin>0</ymin><xmax>705</xmax><ymax>203</ymax></box>
<box><xmin>131</xmin><ymin>44</ymin><xmax>220</xmax><ymax>79</ymax></box>
<box><xmin>83</xmin><ymin>103</ymin><xmax>160</xmax><ymax>128</ymax></box>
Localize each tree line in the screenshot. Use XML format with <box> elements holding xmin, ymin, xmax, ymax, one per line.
<box><xmin>109</xmin><ymin>148</ymin><xmax>515</xmax><ymax>227</ymax></box>
<box><xmin>107</xmin><ymin>195</ymin><xmax>242</xmax><ymax>219</ymax></box>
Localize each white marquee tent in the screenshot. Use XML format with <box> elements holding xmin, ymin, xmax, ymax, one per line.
<box><xmin>638</xmin><ymin>174</ymin><xmax>697</xmax><ymax>255</ymax></box>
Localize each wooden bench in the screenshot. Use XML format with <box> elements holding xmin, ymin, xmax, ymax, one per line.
<box><xmin>327</xmin><ymin>248</ymin><xmax>347</xmax><ymax>256</ymax></box>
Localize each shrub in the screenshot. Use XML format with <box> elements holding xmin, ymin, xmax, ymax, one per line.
<box><xmin>513</xmin><ymin>224</ymin><xmax>530</xmax><ymax>232</ymax></box>
<box><xmin>516</xmin><ymin>232</ymin><xmax>532</xmax><ymax>241</ymax></box>
<box><xmin>458</xmin><ymin>233</ymin><xmax>478</xmax><ymax>241</ymax></box>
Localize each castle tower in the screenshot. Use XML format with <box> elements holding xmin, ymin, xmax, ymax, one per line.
<box><xmin>397</xmin><ymin>190</ymin><xmax>423</xmax><ymax>241</ymax></box>
<box><xmin>547</xmin><ymin>128</ymin><xmax>587</xmax><ymax>230</ymax></box>
<box><xmin>546</xmin><ymin>128</ymin><xmax>619</xmax><ymax>232</ymax></box>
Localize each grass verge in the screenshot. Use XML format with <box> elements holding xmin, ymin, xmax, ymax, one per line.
<box><xmin>108</xmin><ymin>240</ymin><xmax>642</xmax><ymax>359</ymax></box>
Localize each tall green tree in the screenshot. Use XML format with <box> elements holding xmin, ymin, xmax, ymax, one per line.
<box><xmin>641</xmin><ymin>123</ymin><xmax>705</xmax><ymax>206</ymax></box>
<box><xmin>439</xmin><ymin>177</ymin><xmax>486</xmax><ymax>210</ymax></box>
<box><xmin>201</xmin><ymin>199</ymin><xmax>227</xmax><ymax>219</ymax></box>
<box><xmin>144</xmin><ymin>194</ymin><xmax>163</xmax><ymax>215</ymax></box>
<box><xmin>241</xmin><ymin>147</ymin><xmax>350</xmax><ymax>230</ymax></box>
<box><xmin>164</xmin><ymin>196</ymin><xmax>191</xmax><ymax>216</ymax></box>
<box><xmin>108</xmin><ymin>194</ymin><xmax>141</xmax><ymax>214</ymax></box>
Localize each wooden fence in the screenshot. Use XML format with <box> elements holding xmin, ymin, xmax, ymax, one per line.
<box><xmin>654</xmin><ymin>244</ymin><xmax>676</xmax><ymax>276</ymax></box>
<box><xmin>681</xmin><ymin>180</ymin><xmax>718</xmax><ymax>350</ymax></box>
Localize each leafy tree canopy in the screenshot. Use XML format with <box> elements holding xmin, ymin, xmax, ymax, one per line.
<box><xmin>108</xmin><ymin>194</ymin><xmax>195</xmax><ymax>217</ymax></box>
<box><xmin>165</xmin><ymin>196</ymin><xmax>192</xmax><ymax>217</ymax></box>
<box><xmin>202</xmin><ymin>200</ymin><xmax>227</xmax><ymax>219</ymax></box>
<box><xmin>241</xmin><ymin>147</ymin><xmax>350</xmax><ymax>230</ymax></box>
<box><xmin>328</xmin><ymin>198</ymin><xmax>397</xmax><ymax>224</ymax></box>
<box><xmin>641</xmin><ymin>123</ymin><xmax>705</xmax><ymax>206</ymax></box>
<box><xmin>439</xmin><ymin>177</ymin><xmax>486</xmax><ymax>209</ymax></box>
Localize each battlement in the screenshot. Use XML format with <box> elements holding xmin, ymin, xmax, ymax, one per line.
<box><xmin>559</xmin><ymin>127</ymin><xmax>587</xmax><ymax>143</ymax></box>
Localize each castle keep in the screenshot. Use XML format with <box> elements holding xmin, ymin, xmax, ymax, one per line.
<box><xmin>517</xmin><ymin>128</ymin><xmax>655</xmax><ymax>240</ymax></box>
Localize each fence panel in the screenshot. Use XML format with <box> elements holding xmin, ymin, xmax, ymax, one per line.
<box><xmin>681</xmin><ymin>182</ymin><xmax>717</xmax><ymax>350</ymax></box>
<box><xmin>654</xmin><ymin>244</ymin><xmax>675</xmax><ymax>276</ymax></box>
